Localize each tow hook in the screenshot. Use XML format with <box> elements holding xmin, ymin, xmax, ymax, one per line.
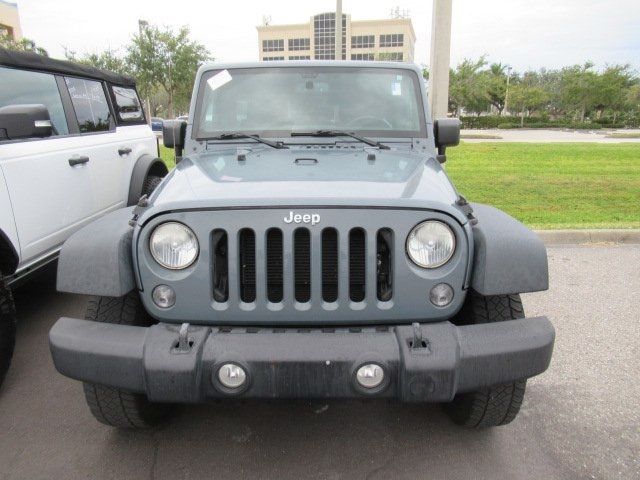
<box><xmin>172</xmin><ymin>323</ymin><xmax>193</xmax><ymax>354</ymax></box>
<box><xmin>410</xmin><ymin>322</ymin><xmax>431</xmax><ymax>353</ymax></box>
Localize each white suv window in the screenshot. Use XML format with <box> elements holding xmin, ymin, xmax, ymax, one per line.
<box><xmin>0</xmin><ymin>66</ymin><xmax>69</xmax><ymax>136</ymax></box>
<box><xmin>64</xmin><ymin>77</ymin><xmax>111</xmax><ymax>133</ymax></box>
<box><xmin>112</xmin><ymin>86</ymin><xmax>144</xmax><ymax>123</ymax></box>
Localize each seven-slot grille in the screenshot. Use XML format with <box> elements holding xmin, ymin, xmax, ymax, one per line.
<box><xmin>210</xmin><ymin>226</ymin><xmax>394</xmax><ymax>306</ymax></box>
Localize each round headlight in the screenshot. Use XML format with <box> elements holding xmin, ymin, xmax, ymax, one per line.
<box><xmin>150</xmin><ymin>222</ymin><xmax>199</xmax><ymax>270</ymax></box>
<box><xmin>406</xmin><ymin>221</ymin><xmax>455</xmax><ymax>268</ymax></box>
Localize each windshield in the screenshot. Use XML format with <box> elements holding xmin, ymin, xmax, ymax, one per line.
<box><xmin>194</xmin><ymin>66</ymin><xmax>426</xmax><ymax>139</ymax></box>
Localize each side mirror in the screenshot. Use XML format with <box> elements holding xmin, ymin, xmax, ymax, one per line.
<box><xmin>0</xmin><ymin>104</ymin><xmax>53</xmax><ymax>140</ymax></box>
<box><xmin>433</xmin><ymin>118</ymin><xmax>460</xmax><ymax>163</ymax></box>
<box><xmin>162</xmin><ymin>119</ymin><xmax>187</xmax><ymax>162</ymax></box>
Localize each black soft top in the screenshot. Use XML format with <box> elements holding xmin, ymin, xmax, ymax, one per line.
<box><xmin>0</xmin><ymin>48</ymin><xmax>136</xmax><ymax>87</ymax></box>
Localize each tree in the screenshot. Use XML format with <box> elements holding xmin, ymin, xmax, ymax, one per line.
<box><xmin>591</xmin><ymin>65</ymin><xmax>635</xmax><ymax>122</ymax></box>
<box><xmin>485</xmin><ymin>63</ymin><xmax>508</xmax><ymax>115</ymax></box>
<box><xmin>0</xmin><ymin>36</ymin><xmax>47</xmax><ymax>56</ymax></box>
<box><xmin>559</xmin><ymin>62</ymin><xmax>599</xmax><ymax>122</ymax></box>
<box><xmin>509</xmin><ymin>84</ymin><xmax>549</xmax><ymax>126</ymax></box>
<box><xmin>127</xmin><ymin>24</ymin><xmax>211</xmax><ymax>117</ymax></box>
<box><xmin>64</xmin><ymin>48</ymin><xmax>130</xmax><ymax>76</ymax></box>
<box><xmin>449</xmin><ymin>57</ymin><xmax>490</xmax><ymax>116</ymax></box>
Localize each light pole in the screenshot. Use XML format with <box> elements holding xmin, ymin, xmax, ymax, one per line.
<box><xmin>504</xmin><ymin>65</ymin><xmax>512</xmax><ymax>116</ymax></box>
<box><xmin>138</xmin><ymin>20</ymin><xmax>152</xmax><ymax>121</ymax></box>
<box><xmin>428</xmin><ymin>0</ymin><xmax>453</xmax><ymax>119</ymax></box>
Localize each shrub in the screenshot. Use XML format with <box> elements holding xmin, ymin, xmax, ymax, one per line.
<box><xmin>497</xmin><ymin>122</ymin><xmax>521</xmax><ymax>129</ymax></box>
<box><xmin>459</xmin><ymin>115</ymin><xmax>612</xmax><ymax>130</ymax></box>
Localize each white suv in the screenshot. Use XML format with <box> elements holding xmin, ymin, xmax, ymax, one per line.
<box><xmin>0</xmin><ymin>48</ymin><xmax>168</xmax><ymax>387</ymax></box>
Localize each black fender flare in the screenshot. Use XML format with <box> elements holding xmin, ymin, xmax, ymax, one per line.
<box><xmin>0</xmin><ymin>229</ymin><xmax>19</xmax><ymax>275</ymax></box>
<box><xmin>127</xmin><ymin>154</ymin><xmax>168</xmax><ymax>206</ymax></box>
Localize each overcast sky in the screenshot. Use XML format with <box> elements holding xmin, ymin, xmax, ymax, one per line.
<box><xmin>15</xmin><ymin>0</ymin><xmax>640</xmax><ymax>72</ymax></box>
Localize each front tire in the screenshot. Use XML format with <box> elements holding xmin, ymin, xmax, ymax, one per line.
<box><xmin>82</xmin><ymin>292</ymin><xmax>172</xmax><ymax>428</ymax></box>
<box><xmin>141</xmin><ymin>175</ymin><xmax>163</xmax><ymax>197</ymax></box>
<box><xmin>445</xmin><ymin>291</ymin><xmax>527</xmax><ymax>428</ymax></box>
<box><xmin>0</xmin><ymin>278</ymin><xmax>16</xmax><ymax>389</ymax></box>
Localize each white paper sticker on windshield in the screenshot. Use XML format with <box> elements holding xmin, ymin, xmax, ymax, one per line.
<box><xmin>392</xmin><ymin>81</ymin><xmax>402</xmax><ymax>96</ymax></box>
<box><xmin>207</xmin><ymin>70</ymin><xmax>232</xmax><ymax>91</ymax></box>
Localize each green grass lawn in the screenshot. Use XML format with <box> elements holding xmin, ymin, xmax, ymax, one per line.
<box><xmin>160</xmin><ymin>145</ymin><xmax>176</xmax><ymax>170</ymax></box>
<box><xmin>160</xmin><ymin>143</ymin><xmax>640</xmax><ymax>229</ymax></box>
<box><xmin>447</xmin><ymin>143</ymin><xmax>640</xmax><ymax>229</ymax></box>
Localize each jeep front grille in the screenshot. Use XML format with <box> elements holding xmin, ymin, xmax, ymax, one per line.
<box><xmin>211</xmin><ymin>226</ymin><xmax>394</xmax><ymax>307</ymax></box>
<box><xmin>140</xmin><ymin>208</ymin><xmax>470</xmax><ymax>324</ymax></box>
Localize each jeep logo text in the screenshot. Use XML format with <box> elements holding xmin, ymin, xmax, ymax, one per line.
<box><xmin>283</xmin><ymin>211</ymin><xmax>320</xmax><ymax>226</ymax></box>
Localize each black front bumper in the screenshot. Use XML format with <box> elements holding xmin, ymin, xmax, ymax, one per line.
<box><xmin>49</xmin><ymin>317</ymin><xmax>554</xmax><ymax>403</ymax></box>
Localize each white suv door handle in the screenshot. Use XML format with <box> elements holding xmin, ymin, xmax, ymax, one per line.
<box><xmin>118</xmin><ymin>147</ymin><xmax>132</xmax><ymax>156</ymax></box>
<box><xmin>68</xmin><ymin>156</ymin><xmax>90</xmax><ymax>167</ymax></box>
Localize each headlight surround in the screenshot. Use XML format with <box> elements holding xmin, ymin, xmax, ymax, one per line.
<box><xmin>149</xmin><ymin>222</ymin><xmax>199</xmax><ymax>270</ymax></box>
<box><xmin>406</xmin><ymin>220</ymin><xmax>456</xmax><ymax>268</ymax></box>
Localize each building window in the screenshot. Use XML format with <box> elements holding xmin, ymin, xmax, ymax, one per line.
<box><xmin>313</xmin><ymin>12</ymin><xmax>346</xmax><ymax>60</ymax></box>
<box><xmin>351</xmin><ymin>35</ymin><xmax>375</xmax><ymax>49</ymax></box>
<box><xmin>351</xmin><ymin>53</ymin><xmax>374</xmax><ymax>61</ymax></box>
<box><xmin>288</xmin><ymin>55</ymin><xmax>311</xmax><ymax>60</ymax></box>
<box><xmin>262</xmin><ymin>39</ymin><xmax>284</xmax><ymax>52</ymax></box>
<box><xmin>0</xmin><ymin>24</ymin><xmax>15</xmax><ymax>39</ymax></box>
<box><xmin>288</xmin><ymin>38</ymin><xmax>310</xmax><ymax>51</ymax></box>
<box><xmin>378</xmin><ymin>52</ymin><xmax>404</xmax><ymax>62</ymax></box>
<box><xmin>379</xmin><ymin>34</ymin><xmax>404</xmax><ymax>47</ymax></box>
<box><xmin>262</xmin><ymin>56</ymin><xmax>285</xmax><ymax>61</ymax></box>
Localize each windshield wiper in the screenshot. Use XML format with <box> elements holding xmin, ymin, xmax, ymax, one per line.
<box><xmin>290</xmin><ymin>130</ymin><xmax>390</xmax><ymax>150</ymax></box>
<box><xmin>209</xmin><ymin>133</ymin><xmax>288</xmax><ymax>149</ymax></box>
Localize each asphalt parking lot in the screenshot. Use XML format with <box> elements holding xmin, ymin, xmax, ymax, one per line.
<box><xmin>0</xmin><ymin>245</ymin><xmax>638</xmax><ymax>480</ymax></box>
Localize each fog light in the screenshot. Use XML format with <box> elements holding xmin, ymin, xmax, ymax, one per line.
<box><xmin>217</xmin><ymin>363</ymin><xmax>247</xmax><ymax>389</ymax></box>
<box><xmin>356</xmin><ymin>364</ymin><xmax>385</xmax><ymax>389</ymax></box>
<box><xmin>152</xmin><ymin>284</ymin><xmax>175</xmax><ymax>308</ymax></box>
<box><xmin>430</xmin><ymin>283</ymin><xmax>453</xmax><ymax>307</ymax></box>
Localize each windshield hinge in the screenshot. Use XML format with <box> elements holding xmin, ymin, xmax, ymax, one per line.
<box><xmin>456</xmin><ymin>195</ymin><xmax>477</xmax><ymax>225</ymax></box>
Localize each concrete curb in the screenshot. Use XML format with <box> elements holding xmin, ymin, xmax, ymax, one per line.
<box><xmin>534</xmin><ymin>229</ymin><xmax>640</xmax><ymax>245</ymax></box>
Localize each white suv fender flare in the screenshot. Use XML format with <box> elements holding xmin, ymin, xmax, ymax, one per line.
<box><xmin>127</xmin><ymin>154</ymin><xmax>168</xmax><ymax>206</ymax></box>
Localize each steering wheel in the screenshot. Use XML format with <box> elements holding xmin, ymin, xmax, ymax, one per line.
<box><xmin>345</xmin><ymin>116</ymin><xmax>393</xmax><ymax>129</ymax></box>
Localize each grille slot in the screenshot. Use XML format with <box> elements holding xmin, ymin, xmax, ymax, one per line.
<box><xmin>211</xmin><ymin>229</ymin><xmax>228</xmax><ymax>302</ymax></box>
<box><xmin>266</xmin><ymin>228</ymin><xmax>283</xmax><ymax>302</ymax></box>
<box><xmin>376</xmin><ymin>229</ymin><xmax>393</xmax><ymax>301</ymax></box>
<box><xmin>239</xmin><ymin>229</ymin><xmax>256</xmax><ymax>303</ymax></box>
<box><xmin>349</xmin><ymin>228</ymin><xmax>366</xmax><ymax>302</ymax></box>
<box><xmin>321</xmin><ymin>228</ymin><xmax>338</xmax><ymax>302</ymax></box>
<box><xmin>294</xmin><ymin>228</ymin><xmax>311</xmax><ymax>302</ymax></box>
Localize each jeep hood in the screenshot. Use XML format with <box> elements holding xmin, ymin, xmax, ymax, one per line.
<box><xmin>151</xmin><ymin>147</ymin><xmax>459</xmax><ymax>210</ymax></box>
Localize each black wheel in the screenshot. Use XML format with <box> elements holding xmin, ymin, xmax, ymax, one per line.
<box><xmin>141</xmin><ymin>175</ymin><xmax>163</xmax><ymax>197</ymax></box>
<box><xmin>0</xmin><ymin>277</ymin><xmax>16</xmax><ymax>389</ymax></box>
<box><xmin>445</xmin><ymin>290</ymin><xmax>527</xmax><ymax>428</ymax></box>
<box><xmin>142</xmin><ymin>175</ymin><xmax>162</xmax><ymax>196</ymax></box>
<box><xmin>82</xmin><ymin>292</ymin><xmax>172</xmax><ymax>428</ymax></box>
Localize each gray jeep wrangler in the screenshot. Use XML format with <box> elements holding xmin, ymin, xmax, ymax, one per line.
<box><xmin>49</xmin><ymin>61</ymin><xmax>554</xmax><ymax>429</ymax></box>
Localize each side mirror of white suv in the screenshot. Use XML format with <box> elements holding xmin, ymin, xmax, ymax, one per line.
<box><xmin>0</xmin><ymin>104</ymin><xmax>53</xmax><ymax>140</ymax></box>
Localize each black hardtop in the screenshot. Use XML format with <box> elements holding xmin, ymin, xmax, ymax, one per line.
<box><xmin>0</xmin><ymin>47</ymin><xmax>136</xmax><ymax>87</ymax></box>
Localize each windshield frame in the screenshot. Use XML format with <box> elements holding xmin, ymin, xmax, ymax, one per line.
<box><xmin>192</xmin><ymin>66</ymin><xmax>428</xmax><ymax>141</ymax></box>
